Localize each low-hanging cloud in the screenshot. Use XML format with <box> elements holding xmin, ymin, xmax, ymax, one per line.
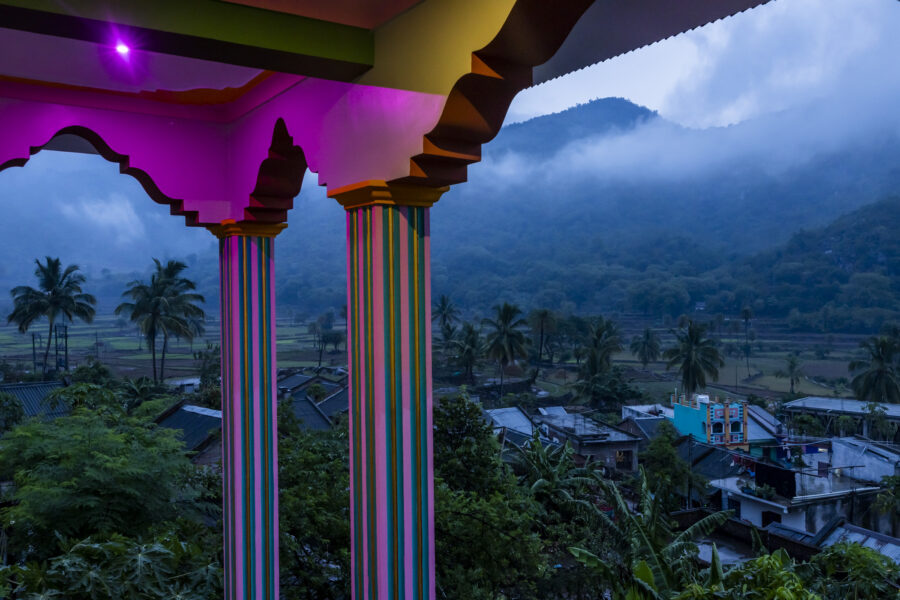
<box><xmin>508</xmin><ymin>0</ymin><xmax>900</xmax><ymax>130</ymax></box>
<box><xmin>481</xmin><ymin>0</ymin><xmax>900</xmax><ymax>191</ymax></box>
<box><xmin>59</xmin><ymin>194</ymin><xmax>146</xmax><ymax>246</ymax></box>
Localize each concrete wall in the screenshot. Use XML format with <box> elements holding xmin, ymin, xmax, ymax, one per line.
<box><xmin>832</xmin><ymin>439</ymin><xmax>900</xmax><ymax>484</ymax></box>
<box><xmin>674</xmin><ymin>402</ymin><xmax>706</xmax><ymax>440</ymax></box>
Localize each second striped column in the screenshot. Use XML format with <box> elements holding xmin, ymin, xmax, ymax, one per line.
<box><xmin>331</xmin><ymin>181</ymin><xmax>447</xmax><ymax>600</ymax></box>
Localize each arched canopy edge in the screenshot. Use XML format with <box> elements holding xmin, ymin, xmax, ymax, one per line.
<box><xmin>392</xmin><ymin>0</ymin><xmax>594</xmax><ymax>188</ymax></box>
<box><xmin>0</xmin><ymin>98</ymin><xmax>308</xmax><ymax>228</ymax></box>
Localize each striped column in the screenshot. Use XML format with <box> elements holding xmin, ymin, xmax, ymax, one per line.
<box><xmin>210</xmin><ymin>219</ymin><xmax>285</xmax><ymax>600</ymax></box>
<box><xmin>331</xmin><ymin>182</ymin><xmax>447</xmax><ymax>600</ymax></box>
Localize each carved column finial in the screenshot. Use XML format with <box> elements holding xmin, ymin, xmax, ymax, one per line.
<box><xmin>208</xmin><ymin>219</ymin><xmax>288</xmax><ymax>239</ymax></box>
<box><xmin>329</xmin><ymin>180</ymin><xmax>448</xmax><ymax>210</ymax></box>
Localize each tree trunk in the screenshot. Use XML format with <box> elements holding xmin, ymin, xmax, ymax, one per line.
<box><xmin>498</xmin><ymin>361</ymin><xmax>504</xmax><ymax>398</ymax></box>
<box><xmin>318</xmin><ymin>343</ymin><xmax>324</xmax><ymax>368</ymax></box>
<box><xmin>43</xmin><ymin>320</ymin><xmax>54</xmax><ymax>377</ymax></box>
<box><xmin>160</xmin><ymin>334</ymin><xmax>168</xmax><ymax>384</ymax></box>
<box><xmin>151</xmin><ymin>335</ymin><xmax>158</xmax><ymax>383</ymax></box>
<box><xmin>538</xmin><ymin>322</ymin><xmax>545</xmax><ymax>364</ymax></box>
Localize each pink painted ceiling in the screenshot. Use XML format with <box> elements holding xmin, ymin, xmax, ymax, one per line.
<box><xmin>220</xmin><ymin>0</ymin><xmax>422</xmax><ymax>29</ymax></box>
<box><xmin>0</xmin><ymin>27</ymin><xmax>262</xmax><ymax>94</ymax></box>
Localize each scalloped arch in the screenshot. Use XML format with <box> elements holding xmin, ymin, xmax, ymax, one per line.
<box><xmin>0</xmin><ymin>97</ymin><xmax>308</xmax><ymax>228</ymax></box>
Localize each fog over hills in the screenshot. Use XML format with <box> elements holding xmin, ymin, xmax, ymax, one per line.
<box><xmin>1</xmin><ymin>94</ymin><xmax>899</xmax><ymax>322</ymax></box>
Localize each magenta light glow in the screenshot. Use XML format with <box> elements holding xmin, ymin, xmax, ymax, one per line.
<box><xmin>115</xmin><ymin>42</ymin><xmax>130</xmax><ymax>56</ymax></box>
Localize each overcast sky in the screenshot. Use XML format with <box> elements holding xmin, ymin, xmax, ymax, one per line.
<box><xmin>2</xmin><ymin>0</ymin><xmax>899</xmax><ymax>292</ymax></box>
<box><xmin>506</xmin><ymin>0</ymin><xmax>900</xmax><ymax>128</ymax></box>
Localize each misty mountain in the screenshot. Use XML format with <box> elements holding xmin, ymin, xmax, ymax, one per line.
<box><xmin>2</xmin><ymin>96</ymin><xmax>899</xmax><ymax>326</ymax></box>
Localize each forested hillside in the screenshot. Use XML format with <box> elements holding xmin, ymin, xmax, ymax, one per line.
<box><xmin>732</xmin><ymin>196</ymin><xmax>900</xmax><ymax>331</ymax></box>
<box><xmin>5</xmin><ymin>97</ymin><xmax>899</xmax><ymax>333</ymax></box>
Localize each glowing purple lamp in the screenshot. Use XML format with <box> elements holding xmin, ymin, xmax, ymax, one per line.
<box><xmin>115</xmin><ymin>42</ymin><xmax>130</xmax><ymax>56</ymax></box>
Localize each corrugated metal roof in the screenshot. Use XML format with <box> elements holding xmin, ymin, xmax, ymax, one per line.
<box><xmin>785</xmin><ymin>397</ymin><xmax>900</xmax><ymax>420</ymax></box>
<box><xmin>747</xmin><ymin>405</ymin><xmax>781</xmax><ymax>437</ymax></box>
<box><xmin>293</xmin><ymin>396</ymin><xmax>332</xmax><ymax>431</ymax></box>
<box><xmin>157</xmin><ymin>404</ymin><xmax>220</xmax><ymax>451</ymax></box>
<box><xmin>538</xmin><ymin>413</ymin><xmax>639</xmax><ymax>444</ymax></box>
<box><xmin>820</xmin><ymin>522</ymin><xmax>900</xmax><ymax>564</ymax></box>
<box><xmin>0</xmin><ymin>381</ymin><xmax>69</xmax><ymax>420</ymax></box>
<box><xmin>317</xmin><ymin>387</ymin><xmax>348</xmax><ymax>418</ymax></box>
<box><xmin>485</xmin><ymin>407</ymin><xmax>534</xmax><ymax>437</ymax></box>
<box><xmin>766</xmin><ymin>522</ymin><xmax>816</xmax><ymax>544</ymax></box>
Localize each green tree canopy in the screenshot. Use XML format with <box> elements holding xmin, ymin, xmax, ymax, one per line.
<box><xmin>0</xmin><ymin>409</ymin><xmax>194</xmax><ymax>560</ymax></box>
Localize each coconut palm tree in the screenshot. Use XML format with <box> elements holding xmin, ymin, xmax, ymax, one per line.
<box><xmin>574</xmin><ymin>317</ymin><xmax>624</xmax><ymax>407</ymax></box>
<box><xmin>775</xmin><ymin>352</ymin><xmax>804</xmax><ymax>395</ymax></box>
<box><xmin>849</xmin><ymin>336</ymin><xmax>900</xmax><ymax>404</ymax></box>
<box><xmin>630</xmin><ymin>327</ymin><xmax>661</xmax><ymax>369</ymax></box>
<box><xmin>432</xmin><ymin>294</ymin><xmax>459</xmax><ymax>331</ymax></box>
<box><xmin>453</xmin><ymin>322</ymin><xmax>481</xmax><ymax>384</ymax></box>
<box><xmin>528</xmin><ymin>308</ymin><xmax>556</xmax><ymax>364</ymax></box>
<box><xmin>482</xmin><ymin>302</ymin><xmax>528</xmax><ymax>397</ymax></box>
<box><xmin>116</xmin><ymin>259</ymin><xmax>205</xmax><ymax>383</ymax></box>
<box><xmin>740</xmin><ymin>306</ymin><xmax>753</xmax><ymax>377</ymax></box>
<box><xmin>584</xmin><ymin>316</ymin><xmax>622</xmax><ymax>373</ymax></box>
<box><xmin>8</xmin><ymin>257</ymin><xmax>96</xmax><ymax>376</ymax></box>
<box><xmin>664</xmin><ymin>320</ymin><xmax>723</xmax><ymax>398</ymax></box>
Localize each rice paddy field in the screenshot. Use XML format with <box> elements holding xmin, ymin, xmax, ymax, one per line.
<box><xmin>0</xmin><ymin>314</ymin><xmax>347</xmax><ymax>381</ymax></box>
<box><xmin>0</xmin><ymin>309</ymin><xmax>867</xmax><ymax>404</ymax></box>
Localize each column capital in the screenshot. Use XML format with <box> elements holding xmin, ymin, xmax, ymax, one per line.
<box><xmin>328</xmin><ymin>179</ymin><xmax>449</xmax><ymax>210</ymax></box>
<box><xmin>207</xmin><ymin>219</ymin><xmax>288</xmax><ymax>239</ymax></box>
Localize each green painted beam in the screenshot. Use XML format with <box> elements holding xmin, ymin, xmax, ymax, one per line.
<box><xmin>0</xmin><ymin>0</ymin><xmax>373</xmax><ymax>80</ymax></box>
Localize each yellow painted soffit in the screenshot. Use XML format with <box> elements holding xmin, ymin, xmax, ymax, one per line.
<box><xmin>357</xmin><ymin>0</ymin><xmax>516</xmax><ymax>95</ymax></box>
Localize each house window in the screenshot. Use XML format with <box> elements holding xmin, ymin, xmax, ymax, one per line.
<box><xmin>762</xmin><ymin>511</ymin><xmax>782</xmax><ymax>527</ymax></box>
<box><xmin>712</xmin><ymin>422</ymin><xmax>724</xmax><ymax>434</ymax></box>
<box><xmin>616</xmin><ymin>450</ymin><xmax>633</xmax><ymax>470</ymax></box>
<box><xmin>727</xmin><ymin>497</ymin><xmax>741</xmax><ymax>518</ymax></box>
<box><xmin>731</xmin><ymin>421</ymin><xmax>742</xmax><ymax>433</ymax></box>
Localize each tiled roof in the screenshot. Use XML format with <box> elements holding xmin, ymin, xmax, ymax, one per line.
<box><xmin>317</xmin><ymin>387</ymin><xmax>348</xmax><ymax>418</ymax></box>
<box><xmin>293</xmin><ymin>396</ymin><xmax>332</xmax><ymax>431</ymax></box>
<box><xmin>676</xmin><ymin>438</ymin><xmax>743</xmax><ymax>480</ymax></box>
<box><xmin>0</xmin><ymin>381</ymin><xmax>69</xmax><ymax>420</ymax></box>
<box><xmin>277</xmin><ymin>373</ymin><xmax>314</xmax><ymax>391</ymax></box>
<box><xmin>633</xmin><ymin>417</ymin><xmax>665</xmax><ymax>439</ymax></box>
<box><xmin>157</xmin><ymin>403</ymin><xmax>221</xmax><ymax>451</ymax></box>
